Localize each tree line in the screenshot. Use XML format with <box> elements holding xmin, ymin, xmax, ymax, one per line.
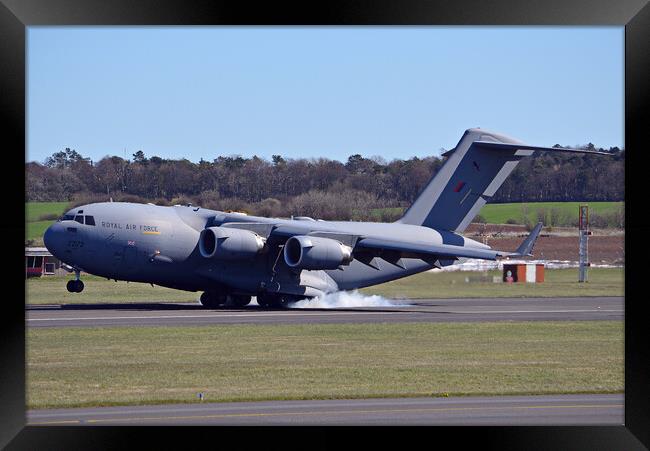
<box><xmin>26</xmin><ymin>144</ymin><xmax>624</xmax><ymax>222</ymax></box>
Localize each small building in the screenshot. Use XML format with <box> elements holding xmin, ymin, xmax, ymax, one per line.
<box><xmin>503</xmin><ymin>263</ymin><xmax>545</xmax><ymax>283</ymax></box>
<box><xmin>25</xmin><ymin>247</ymin><xmax>65</xmax><ymax>278</ymax></box>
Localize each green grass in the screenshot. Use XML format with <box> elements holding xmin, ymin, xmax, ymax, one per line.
<box><xmin>477</xmin><ymin>201</ymin><xmax>622</xmax><ymax>225</ymax></box>
<box><xmin>361</xmin><ymin>267</ymin><xmax>623</xmax><ymax>299</ymax></box>
<box><xmin>369</xmin><ymin>202</ymin><xmax>623</xmax><ymax>227</ymax></box>
<box><xmin>26</xmin><ymin>221</ymin><xmax>54</xmax><ymax>242</ymax></box>
<box><xmin>26</xmin><ymin>321</ymin><xmax>623</xmax><ymax>409</ymax></box>
<box><xmin>25</xmin><ymin>268</ymin><xmax>623</xmax><ymax>305</ymax></box>
<box><xmin>25</xmin><ymin>202</ymin><xmax>70</xmax><ymax>240</ymax></box>
<box><xmin>26</xmin><ymin>201</ymin><xmax>69</xmax><ymax>222</ymax></box>
<box><xmin>26</xmin><ymin>274</ymin><xmax>199</xmax><ymax>304</ymax></box>
<box><xmin>363</xmin><ymin>207</ymin><xmax>404</xmax><ymax>221</ymax></box>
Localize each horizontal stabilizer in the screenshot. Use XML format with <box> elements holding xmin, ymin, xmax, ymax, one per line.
<box><xmin>459</xmin><ymin>141</ymin><xmax>614</xmax><ymax>157</ymax></box>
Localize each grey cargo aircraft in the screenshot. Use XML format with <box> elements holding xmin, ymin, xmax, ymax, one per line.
<box><xmin>43</xmin><ymin>128</ymin><xmax>609</xmax><ymax>308</ymax></box>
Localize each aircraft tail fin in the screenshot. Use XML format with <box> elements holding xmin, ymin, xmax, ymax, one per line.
<box><xmin>397</xmin><ymin>128</ymin><xmax>610</xmax><ymax>233</ymax></box>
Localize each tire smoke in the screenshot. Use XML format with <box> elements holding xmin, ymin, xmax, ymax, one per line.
<box><xmin>288</xmin><ymin>290</ymin><xmax>408</xmax><ymax>309</ymax></box>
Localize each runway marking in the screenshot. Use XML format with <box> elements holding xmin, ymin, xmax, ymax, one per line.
<box><xmin>449</xmin><ymin>309</ymin><xmax>622</xmax><ymax>314</ymax></box>
<box><xmin>26</xmin><ymin>308</ymin><xmax>622</xmax><ymax>323</ymax></box>
<box><xmin>28</xmin><ymin>395</ymin><xmax>620</xmax><ymax>418</ymax></box>
<box><xmin>29</xmin><ymin>403</ymin><xmax>623</xmax><ymax>425</ymax></box>
<box><xmin>26</xmin><ymin>311</ymin><xmax>401</xmax><ymax>322</ymax></box>
<box><xmin>31</xmin><ymin>419</ymin><xmax>82</xmax><ymax>425</ymax></box>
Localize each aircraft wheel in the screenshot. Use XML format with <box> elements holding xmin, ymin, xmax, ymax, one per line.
<box><xmin>278</xmin><ymin>294</ymin><xmax>300</xmax><ymax>308</ymax></box>
<box><xmin>200</xmin><ymin>291</ymin><xmax>227</xmax><ymax>308</ymax></box>
<box><xmin>230</xmin><ymin>295</ymin><xmax>251</xmax><ymax>307</ymax></box>
<box><xmin>267</xmin><ymin>294</ymin><xmax>298</xmax><ymax>308</ymax></box>
<box><xmin>200</xmin><ymin>292</ymin><xmax>209</xmax><ymax>305</ymax></box>
<box><xmin>66</xmin><ymin>279</ymin><xmax>84</xmax><ymax>293</ymax></box>
<box><xmin>256</xmin><ymin>294</ymin><xmax>272</xmax><ymax>308</ymax></box>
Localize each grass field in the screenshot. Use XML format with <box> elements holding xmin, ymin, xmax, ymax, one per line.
<box><xmin>27</xmin><ymin>221</ymin><xmax>55</xmax><ymax>242</ymax></box>
<box><xmin>26</xmin><ymin>201</ymin><xmax>70</xmax><ymax>222</ymax></box>
<box><xmin>26</xmin><ymin>274</ymin><xmax>199</xmax><ymax>304</ymax></box>
<box><xmin>26</xmin><ymin>321</ymin><xmax>623</xmax><ymax>409</ymax></box>
<box><xmin>25</xmin><ymin>202</ymin><xmax>69</xmax><ymax>241</ymax></box>
<box><xmin>361</xmin><ymin>267</ymin><xmax>624</xmax><ymax>299</ymax></box>
<box><xmin>25</xmin><ymin>268</ymin><xmax>624</xmax><ymax>305</ymax></box>
<box><xmin>477</xmin><ymin>201</ymin><xmax>623</xmax><ymax>225</ymax></box>
<box><xmin>369</xmin><ymin>202</ymin><xmax>623</xmax><ymax>226</ymax></box>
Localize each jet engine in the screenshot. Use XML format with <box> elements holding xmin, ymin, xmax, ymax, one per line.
<box><xmin>199</xmin><ymin>227</ymin><xmax>265</xmax><ymax>260</ymax></box>
<box><xmin>283</xmin><ymin>235</ymin><xmax>353</xmax><ymax>270</ymax></box>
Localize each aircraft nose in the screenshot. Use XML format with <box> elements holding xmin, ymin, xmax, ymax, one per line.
<box><xmin>43</xmin><ymin>222</ymin><xmax>64</xmax><ymax>257</ymax></box>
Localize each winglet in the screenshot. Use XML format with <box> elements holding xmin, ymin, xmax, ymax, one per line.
<box><xmin>501</xmin><ymin>222</ymin><xmax>544</xmax><ymax>258</ymax></box>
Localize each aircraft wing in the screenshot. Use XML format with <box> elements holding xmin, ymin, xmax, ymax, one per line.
<box><xmin>354</xmin><ymin>223</ymin><xmax>544</xmax><ymax>268</ymax></box>
<box><xmin>221</xmin><ymin>220</ymin><xmax>542</xmax><ymax>267</ymax></box>
<box><xmin>354</xmin><ymin>237</ymin><xmax>501</xmax><ymax>262</ymax></box>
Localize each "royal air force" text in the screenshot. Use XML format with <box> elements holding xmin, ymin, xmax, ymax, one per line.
<box><xmin>101</xmin><ymin>222</ymin><xmax>159</xmax><ymax>233</ymax></box>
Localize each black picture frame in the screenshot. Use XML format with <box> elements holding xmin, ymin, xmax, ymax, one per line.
<box><xmin>3</xmin><ymin>0</ymin><xmax>647</xmax><ymax>448</ymax></box>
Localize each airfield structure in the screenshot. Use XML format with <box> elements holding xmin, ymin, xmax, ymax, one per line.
<box><xmin>25</xmin><ymin>247</ymin><xmax>64</xmax><ymax>277</ymax></box>
<box><xmin>578</xmin><ymin>205</ymin><xmax>590</xmax><ymax>282</ymax></box>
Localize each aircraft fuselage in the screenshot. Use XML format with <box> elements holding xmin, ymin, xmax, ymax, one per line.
<box><xmin>44</xmin><ymin>202</ymin><xmax>485</xmax><ymax>297</ymax></box>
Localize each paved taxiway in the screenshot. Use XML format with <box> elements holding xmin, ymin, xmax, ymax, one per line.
<box><xmin>26</xmin><ymin>296</ymin><xmax>623</xmax><ymax>327</ymax></box>
<box><xmin>28</xmin><ymin>394</ymin><xmax>623</xmax><ymax>425</ymax></box>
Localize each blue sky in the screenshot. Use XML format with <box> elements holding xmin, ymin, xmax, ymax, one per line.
<box><xmin>27</xmin><ymin>27</ymin><xmax>623</xmax><ymax>164</ymax></box>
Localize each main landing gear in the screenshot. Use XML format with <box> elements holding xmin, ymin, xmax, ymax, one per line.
<box><xmin>230</xmin><ymin>295</ymin><xmax>252</xmax><ymax>307</ymax></box>
<box><xmin>199</xmin><ymin>290</ymin><xmax>304</xmax><ymax>309</ymax></box>
<box><xmin>200</xmin><ymin>291</ymin><xmax>226</xmax><ymax>308</ymax></box>
<box><xmin>66</xmin><ymin>270</ymin><xmax>84</xmax><ymax>293</ymax></box>
<box><xmin>256</xmin><ymin>293</ymin><xmax>301</xmax><ymax>308</ymax></box>
<box><xmin>200</xmin><ymin>292</ymin><xmax>252</xmax><ymax>309</ymax></box>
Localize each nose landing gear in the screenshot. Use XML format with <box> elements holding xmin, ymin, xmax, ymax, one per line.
<box><xmin>66</xmin><ymin>270</ymin><xmax>85</xmax><ymax>293</ymax></box>
<box><xmin>66</xmin><ymin>279</ymin><xmax>84</xmax><ymax>293</ymax></box>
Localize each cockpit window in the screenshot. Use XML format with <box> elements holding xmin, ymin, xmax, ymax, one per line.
<box><xmin>85</xmin><ymin>215</ymin><xmax>96</xmax><ymax>226</ymax></box>
<box><xmin>58</xmin><ymin>214</ymin><xmax>74</xmax><ymax>222</ymax></box>
<box><xmin>74</xmin><ymin>215</ymin><xmax>84</xmax><ymax>224</ymax></box>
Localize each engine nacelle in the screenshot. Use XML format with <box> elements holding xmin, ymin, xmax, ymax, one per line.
<box><xmin>199</xmin><ymin>227</ymin><xmax>265</xmax><ymax>260</ymax></box>
<box><xmin>283</xmin><ymin>235</ymin><xmax>353</xmax><ymax>270</ymax></box>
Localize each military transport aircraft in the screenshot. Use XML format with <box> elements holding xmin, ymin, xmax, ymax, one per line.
<box><xmin>43</xmin><ymin>128</ymin><xmax>609</xmax><ymax>308</ymax></box>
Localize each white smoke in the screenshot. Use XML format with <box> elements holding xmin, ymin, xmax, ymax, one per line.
<box><xmin>432</xmin><ymin>258</ymin><xmax>623</xmax><ymax>272</ymax></box>
<box><xmin>288</xmin><ymin>290</ymin><xmax>408</xmax><ymax>309</ymax></box>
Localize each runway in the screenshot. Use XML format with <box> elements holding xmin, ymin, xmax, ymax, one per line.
<box><xmin>27</xmin><ymin>393</ymin><xmax>623</xmax><ymax>425</ymax></box>
<box><xmin>26</xmin><ymin>296</ymin><xmax>623</xmax><ymax>327</ymax></box>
